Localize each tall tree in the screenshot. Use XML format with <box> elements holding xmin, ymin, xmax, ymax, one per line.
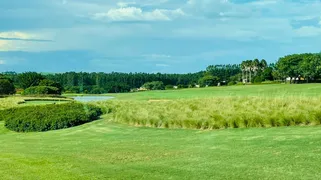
<box><xmin>299</xmin><ymin>53</ymin><xmax>321</xmax><ymax>82</ymax></box>
<box><xmin>17</xmin><ymin>72</ymin><xmax>44</xmax><ymax>89</ymax></box>
<box><xmin>0</xmin><ymin>75</ymin><xmax>15</xmax><ymax>95</ymax></box>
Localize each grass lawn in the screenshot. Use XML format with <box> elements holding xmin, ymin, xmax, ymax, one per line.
<box><xmin>2</xmin><ymin>84</ymin><xmax>321</xmax><ymax>179</ymax></box>
<box><xmin>101</xmin><ymin>84</ymin><xmax>321</xmax><ymax>100</ymax></box>
<box><xmin>1</xmin><ymin>115</ymin><xmax>321</xmax><ymax>179</ymax></box>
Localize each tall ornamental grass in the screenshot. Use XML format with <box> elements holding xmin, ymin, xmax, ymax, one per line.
<box><xmin>96</xmin><ymin>96</ymin><xmax>321</xmax><ymax>129</ymax></box>
<box><xmin>0</xmin><ymin>97</ymin><xmax>25</xmax><ymax>110</ymax></box>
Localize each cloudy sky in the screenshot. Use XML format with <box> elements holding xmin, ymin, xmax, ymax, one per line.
<box><xmin>1</xmin><ymin>0</ymin><xmax>321</xmax><ymax>73</ymax></box>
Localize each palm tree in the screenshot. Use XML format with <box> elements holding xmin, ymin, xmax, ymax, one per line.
<box><xmin>260</xmin><ymin>59</ymin><xmax>268</xmax><ymax>70</ymax></box>
<box><xmin>253</xmin><ymin>59</ymin><xmax>260</xmax><ymax>76</ymax></box>
<box><xmin>241</xmin><ymin>61</ymin><xmax>246</xmax><ymax>83</ymax></box>
<box><xmin>241</xmin><ymin>60</ymin><xmax>249</xmax><ymax>83</ymax></box>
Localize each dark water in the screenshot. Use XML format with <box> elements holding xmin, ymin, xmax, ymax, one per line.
<box><xmin>72</xmin><ymin>96</ymin><xmax>114</xmax><ymax>102</ymax></box>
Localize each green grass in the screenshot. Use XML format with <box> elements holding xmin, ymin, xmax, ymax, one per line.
<box><xmin>1</xmin><ymin>116</ymin><xmax>321</xmax><ymax>179</ymax></box>
<box><xmin>2</xmin><ymin>84</ymin><xmax>321</xmax><ymax>179</ymax></box>
<box><xmin>96</xmin><ymin>96</ymin><xmax>321</xmax><ymax>129</ymax></box>
<box><xmin>101</xmin><ymin>84</ymin><xmax>321</xmax><ymax>100</ymax></box>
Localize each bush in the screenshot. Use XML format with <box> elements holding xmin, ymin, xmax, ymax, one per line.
<box><xmin>39</xmin><ymin>79</ymin><xmax>63</xmax><ymax>94</ymax></box>
<box><xmin>188</xmin><ymin>84</ymin><xmax>195</xmax><ymax>88</ymax></box>
<box><xmin>228</xmin><ymin>81</ymin><xmax>237</xmax><ymax>86</ymax></box>
<box><xmin>165</xmin><ymin>85</ymin><xmax>174</xmax><ymax>90</ymax></box>
<box><xmin>90</xmin><ymin>87</ymin><xmax>105</xmax><ymax>94</ymax></box>
<box><xmin>253</xmin><ymin>76</ymin><xmax>264</xmax><ymax>84</ymax></box>
<box><xmin>177</xmin><ymin>84</ymin><xmax>188</xmax><ymax>89</ymax></box>
<box><xmin>142</xmin><ymin>81</ymin><xmax>165</xmax><ymax>90</ymax></box>
<box><xmin>22</xmin><ymin>86</ymin><xmax>61</xmax><ymax>95</ymax></box>
<box><xmin>0</xmin><ymin>79</ymin><xmax>16</xmax><ymax>95</ymax></box>
<box><xmin>64</xmin><ymin>86</ymin><xmax>81</xmax><ymax>94</ymax></box>
<box><xmin>261</xmin><ymin>81</ymin><xmax>282</xmax><ymax>85</ymax></box>
<box><xmin>1</xmin><ymin>103</ymin><xmax>103</xmax><ymax>132</ymax></box>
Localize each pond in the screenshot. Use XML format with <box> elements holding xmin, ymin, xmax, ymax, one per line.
<box><xmin>71</xmin><ymin>96</ymin><xmax>114</xmax><ymax>102</ymax></box>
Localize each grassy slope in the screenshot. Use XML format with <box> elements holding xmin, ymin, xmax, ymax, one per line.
<box><xmin>104</xmin><ymin>84</ymin><xmax>321</xmax><ymax>100</ymax></box>
<box><xmin>1</xmin><ymin>116</ymin><xmax>321</xmax><ymax>180</ymax></box>
<box><xmin>2</xmin><ymin>84</ymin><xmax>321</xmax><ymax>179</ymax></box>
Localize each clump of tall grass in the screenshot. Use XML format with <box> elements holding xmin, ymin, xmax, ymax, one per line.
<box><xmin>96</xmin><ymin>96</ymin><xmax>321</xmax><ymax>130</ymax></box>
<box><xmin>0</xmin><ymin>97</ymin><xmax>25</xmax><ymax>110</ymax></box>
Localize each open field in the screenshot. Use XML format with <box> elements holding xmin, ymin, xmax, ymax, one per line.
<box><xmin>1</xmin><ymin>117</ymin><xmax>321</xmax><ymax>179</ymax></box>
<box><xmin>98</xmin><ymin>84</ymin><xmax>321</xmax><ymax>101</ymax></box>
<box><xmin>1</xmin><ymin>84</ymin><xmax>321</xmax><ymax>179</ymax></box>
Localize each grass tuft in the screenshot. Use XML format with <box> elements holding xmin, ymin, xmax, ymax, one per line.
<box><xmin>95</xmin><ymin>96</ymin><xmax>321</xmax><ymax>130</ymax></box>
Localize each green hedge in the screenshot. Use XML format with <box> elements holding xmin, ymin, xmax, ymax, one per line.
<box><xmin>0</xmin><ymin>103</ymin><xmax>103</xmax><ymax>132</ymax></box>
<box><xmin>22</xmin><ymin>86</ymin><xmax>61</xmax><ymax>96</ymax></box>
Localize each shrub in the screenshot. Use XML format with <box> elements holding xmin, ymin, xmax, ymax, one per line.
<box><xmin>1</xmin><ymin>102</ymin><xmax>103</xmax><ymax>132</ymax></box>
<box><xmin>22</xmin><ymin>86</ymin><xmax>61</xmax><ymax>95</ymax></box>
<box><xmin>261</xmin><ymin>81</ymin><xmax>282</xmax><ymax>85</ymax></box>
<box><xmin>142</xmin><ymin>81</ymin><xmax>165</xmax><ymax>90</ymax></box>
<box><xmin>253</xmin><ymin>76</ymin><xmax>264</xmax><ymax>84</ymax></box>
<box><xmin>228</xmin><ymin>81</ymin><xmax>237</xmax><ymax>86</ymax></box>
<box><xmin>177</xmin><ymin>84</ymin><xmax>188</xmax><ymax>89</ymax></box>
<box><xmin>165</xmin><ymin>85</ymin><xmax>174</xmax><ymax>90</ymax></box>
<box><xmin>39</xmin><ymin>79</ymin><xmax>63</xmax><ymax>94</ymax></box>
<box><xmin>64</xmin><ymin>86</ymin><xmax>81</xmax><ymax>94</ymax></box>
<box><xmin>90</xmin><ymin>87</ymin><xmax>105</xmax><ymax>94</ymax></box>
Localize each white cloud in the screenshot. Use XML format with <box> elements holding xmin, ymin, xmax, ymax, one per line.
<box><xmin>0</xmin><ymin>31</ymin><xmax>53</xmax><ymax>51</ymax></box>
<box><xmin>93</xmin><ymin>7</ymin><xmax>184</xmax><ymax>21</ymax></box>
<box><xmin>295</xmin><ymin>26</ymin><xmax>321</xmax><ymax>37</ymax></box>
<box><xmin>0</xmin><ymin>31</ymin><xmax>31</xmax><ymax>39</ymax></box>
<box><xmin>0</xmin><ymin>60</ymin><xmax>5</xmax><ymax>65</ymax></box>
<box><xmin>180</xmin><ymin>0</ymin><xmax>321</xmax><ymax>40</ymax></box>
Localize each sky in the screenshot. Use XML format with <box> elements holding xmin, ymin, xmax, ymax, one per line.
<box><xmin>1</xmin><ymin>0</ymin><xmax>321</xmax><ymax>73</ymax></box>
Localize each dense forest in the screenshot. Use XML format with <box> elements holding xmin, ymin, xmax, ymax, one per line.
<box><xmin>0</xmin><ymin>52</ymin><xmax>321</xmax><ymax>95</ymax></box>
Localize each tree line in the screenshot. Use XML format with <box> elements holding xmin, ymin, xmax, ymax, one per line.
<box><xmin>0</xmin><ymin>52</ymin><xmax>320</xmax><ymax>95</ymax></box>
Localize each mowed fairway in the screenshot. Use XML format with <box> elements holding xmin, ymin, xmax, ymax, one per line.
<box><xmin>106</xmin><ymin>84</ymin><xmax>321</xmax><ymax>100</ymax></box>
<box><xmin>1</xmin><ymin>117</ymin><xmax>321</xmax><ymax>179</ymax></box>
<box><xmin>1</xmin><ymin>84</ymin><xmax>321</xmax><ymax>179</ymax></box>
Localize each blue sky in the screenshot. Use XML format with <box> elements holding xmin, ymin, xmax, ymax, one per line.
<box><xmin>1</xmin><ymin>0</ymin><xmax>321</xmax><ymax>73</ymax></box>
